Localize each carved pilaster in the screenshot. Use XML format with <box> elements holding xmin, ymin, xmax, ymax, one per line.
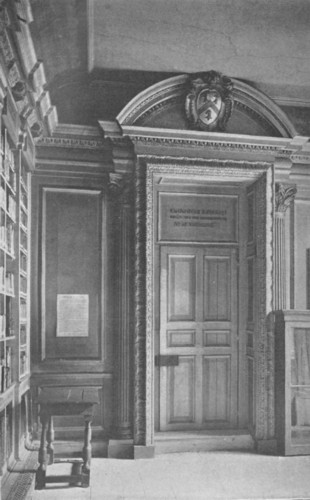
<box><xmin>133</xmin><ymin>159</ymin><xmax>147</xmax><ymax>446</ymax></box>
<box><xmin>108</xmin><ymin>173</ymin><xmax>133</xmax><ymax>440</ymax></box>
<box><xmin>274</xmin><ymin>183</ymin><xmax>296</xmax><ymax>310</ymax></box>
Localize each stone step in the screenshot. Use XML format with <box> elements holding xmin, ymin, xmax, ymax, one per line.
<box><xmin>155</xmin><ymin>430</ymin><xmax>254</xmax><ymax>454</ymax></box>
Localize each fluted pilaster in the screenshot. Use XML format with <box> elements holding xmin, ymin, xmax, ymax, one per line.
<box><xmin>274</xmin><ymin>183</ymin><xmax>296</xmax><ymax>310</ymax></box>
<box><xmin>109</xmin><ymin>173</ymin><xmax>133</xmax><ymax>439</ymax></box>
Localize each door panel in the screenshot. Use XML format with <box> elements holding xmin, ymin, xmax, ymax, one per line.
<box><xmin>159</xmin><ymin>246</ymin><xmax>238</xmax><ymax>431</ymax></box>
<box><xmin>204</xmin><ymin>257</ymin><xmax>231</xmax><ymax>321</ymax></box>
<box><xmin>168</xmin><ymin>255</ymin><xmax>196</xmax><ymax>321</ymax></box>
<box><xmin>168</xmin><ymin>357</ymin><xmax>195</xmax><ymax>423</ymax></box>
<box><xmin>203</xmin><ymin>356</ymin><xmax>230</xmax><ymax>423</ymax></box>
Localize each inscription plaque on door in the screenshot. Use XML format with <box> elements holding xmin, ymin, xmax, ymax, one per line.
<box><xmin>158</xmin><ymin>193</ymin><xmax>238</xmax><ymax>243</ymax></box>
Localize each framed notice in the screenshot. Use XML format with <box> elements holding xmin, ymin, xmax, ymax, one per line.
<box><xmin>158</xmin><ymin>193</ymin><xmax>238</xmax><ymax>243</ymax></box>
<box><xmin>57</xmin><ymin>294</ymin><xmax>89</xmax><ymax>337</ymax></box>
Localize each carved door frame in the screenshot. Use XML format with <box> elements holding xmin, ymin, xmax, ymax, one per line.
<box><xmin>133</xmin><ymin>155</ymin><xmax>274</xmax><ymax>453</ymax></box>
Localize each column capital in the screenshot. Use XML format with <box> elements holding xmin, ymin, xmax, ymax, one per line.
<box><xmin>108</xmin><ymin>173</ymin><xmax>132</xmax><ymax>205</ymax></box>
<box><xmin>275</xmin><ymin>183</ymin><xmax>297</xmax><ymax>214</ymax></box>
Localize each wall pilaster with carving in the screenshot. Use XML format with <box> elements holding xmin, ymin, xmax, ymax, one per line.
<box><xmin>274</xmin><ymin>183</ymin><xmax>297</xmax><ymax>310</ymax></box>
<box><xmin>109</xmin><ymin>174</ymin><xmax>134</xmax><ymax>440</ymax></box>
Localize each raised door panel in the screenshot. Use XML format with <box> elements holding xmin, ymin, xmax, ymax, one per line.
<box><xmin>203</xmin><ymin>356</ymin><xmax>230</xmax><ymax>424</ymax></box>
<box><xmin>168</xmin><ymin>356</ymin><xmax>195</xmax><ymax>423</ymax></box>
<box><xmin>168</xmin><ymin>255</ymin><xmax>196</xmax><ymax>321</ymax></box>
<box><xmin>203</xmin><ymin>257</ymin><xmax>231</xmax><ymax>321</ymax></box>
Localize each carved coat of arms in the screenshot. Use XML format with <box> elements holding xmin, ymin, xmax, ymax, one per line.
<box><xmin>185</xmin><ymin>71</ymin><xmax>234</xmax><ymax>132</ymax></box>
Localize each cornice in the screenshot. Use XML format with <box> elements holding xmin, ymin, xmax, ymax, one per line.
<box><xmin>131</xmin><ymin>134</ymin><xmax>293</xmax><ymax>156</ymax></box>
<box><xmin>36</xmin><ymin>136</ymin><xmax>106</xmax><ymax>150</ymax></box>
<box><xmin>119</xmin><ymin>126</ymin><xmax>310</xmax><ymax>165</ymax></box>
<box><xmin>121</xmin><ymin>126</ymin><xmax>296</xmax><ymax>157</ymax></box>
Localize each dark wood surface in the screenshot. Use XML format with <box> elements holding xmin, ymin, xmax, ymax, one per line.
<box><xmin>38</xmin><ymin>387</ymin><xmax>100</xmax><ymax>405</ymax></box>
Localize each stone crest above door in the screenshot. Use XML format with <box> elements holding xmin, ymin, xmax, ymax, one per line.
<box><xmin>116</xmin><ymin>73</ymin><xmax>296</xmax><ymax>138</ymax></box>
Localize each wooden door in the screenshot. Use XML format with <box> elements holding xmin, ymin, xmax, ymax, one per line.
<box><xmin>158</xmin><ymin>246</ymin><xmax>238</xmax><ymax>430</ymax></box>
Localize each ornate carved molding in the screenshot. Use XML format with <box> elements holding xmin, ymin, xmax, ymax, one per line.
<box><xmin>185</xmin><ymin>71</ymin><xmax>234</xmax><ymax>132</ymax></box>
<box><xmin>253</xmin><ymin>171</ymin><xmax>275</xmax><ymax>441</ymax></box>
<box><xmin>112</xmin><ymin>173</ymin><xmax>134</xmax><ymax>440</ymax></box>
<box><xmin>108</xmin><ymin>173</ymin><xmax>123</xmax><ymax>193</ymax></box>
<box><xmin>140</xmin><ymin>155</ymin><xmax>271</xmax><ymax>174</ymax></box>
<box><xmin>109</xmin><ymin>173</ymin><xmax>133</xmax><ymax>205</ymax></box>
<box><xmin>275</xmin><ymin>183</ymin><xmax>297</xmax><ymax>213</ymax></box>
<box><xmin>36</xmin><ymin>136</ymin><xmax>106</xmax><ymax>150</ymax></box>
<box><xmin>133</xmin><ymin>159</ymin><xmax>147</xmax><ymax>446</ymax></box>
<box><xmin>129</xmin><ymin>134</ymin><xmax>294</xmax><ymax>157</ymax></box>
<box><xmin>139</xmin><ymin>156</ymin><xmax>274</xmax><ymax>448</ymax></box>
<box><xmin>236</xmin><ymin>101</ymin><xmax>279</xmax><ymax>137</ymax></box>
<box><xmin>117</xmin><ymin>74</ymin><xmax>296</xmax><ymax>138</ymax></box>
<box><xmin>135</xmin><ymin>96</ymin><xmax>183</xmax><ymax>126</ymax></box>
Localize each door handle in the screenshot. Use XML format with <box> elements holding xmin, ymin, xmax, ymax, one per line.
<box><xmin>155</xmin><ymin>355</ymin><xmax>179</xmax><ymax>367</ymax></box>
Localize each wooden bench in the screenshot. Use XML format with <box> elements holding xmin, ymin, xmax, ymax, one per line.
<box><xmin>35</xmin><ymin>387</ymin><xmax>99</xmax><ymax>489</ymax></box>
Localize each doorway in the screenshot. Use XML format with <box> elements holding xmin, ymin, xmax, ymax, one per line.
<box><xmin>157</xmin><ymin>245</ymin><xmax>238</xmax><ymax>431</ymax></box>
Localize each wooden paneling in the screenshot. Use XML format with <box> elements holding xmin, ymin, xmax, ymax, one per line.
<box><xmin>203</xmin><ymin>257</ymin><xmax>230</xmax><ymax>321</ymax></box>
<box><xmin>168</xmin><ymin>330</ymin><xmax>195</xmax><ymax>347</ymax></box>
<box><xmin>203</xmin><ymin>356</ymin><xmax>230</xmax><ymax>423</ymax></box>
<box><xmin>247</xmin><ymin>191</ymin><xmax>254</xmax><ymax>243</ymax></box>
<box><xmin>247</xmin><ymin>258</ymin><xmax>254</xmax><ymax>325</ymax></box>
<box><xmin>168</xmin><ymin>356</ymin><xmax>195</xmax><ymax>423</ymax></box>
<box><xmin>43</xmin><ymin>189</ymin><xmax>101</xmax><ymax>359</ymax></box>
<box><xmin>204</xmin><ymin>331</ymin><xmax>230</xmax><ymax>347</ymax></box>
<box><xmin>159</xmin><ymin>246</ymin><xmax>238</xmax><ymax>430</ymax></box>
<box><xmin>168</xmin><ymin>255</ymin><xmax>196</xmax><ymax>321</ymax></box>
<box><xmin>248</xmin><ymin>357</ymin><xmax>254</xmax><ymax>428</ymax></box>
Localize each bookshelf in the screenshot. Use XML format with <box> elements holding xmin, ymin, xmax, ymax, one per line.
<box><xmin>0</xmin><ymin>119</ymin><xmax>31</xmax><ymax>484</ymax></box>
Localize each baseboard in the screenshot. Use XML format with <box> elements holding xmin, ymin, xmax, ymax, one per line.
<box><xmin>254</xmin><ymin>438</ymin><xmax>278</xmax><ymax>455</ymax></box>
<box><xmin>107</xmin><ymin>439</ymin><xmax>134</xmax><ymax>459</ymax></box>
<box><xmin>155</xmin><ymin>430</ymin><xmax>254</xmax><ymax>454</ymax></box>
<box><xmin>133</xmin><ymin>445</ymin><xmax>155</xmax><ymax>459</ymax></box>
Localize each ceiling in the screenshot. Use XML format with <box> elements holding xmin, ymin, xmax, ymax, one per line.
<box><xmin>29</xmin><ymin>0</ymin><xmax>310</xmax><ymax>129</ymax></box>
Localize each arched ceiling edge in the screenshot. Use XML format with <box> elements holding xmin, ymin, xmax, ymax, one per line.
<box><xmin>116</xmin><ymin>74</ymin><xmax>297</xmax><ymax>139</ymax></box>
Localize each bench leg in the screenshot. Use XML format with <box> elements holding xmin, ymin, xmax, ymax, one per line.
<box><xmin>81</xmin><ymin>415</ymin><xmax>92</xmax><ymax>487</ymax></box>
<box><xmin>47</xmin><ymin>416</ymin><xmax>55</xmax><ymax>464</ymax></box>
<box><xmin>36</xmin><ymin>412</ymin><xmax>49</xmax><ymax>489</ymax></box>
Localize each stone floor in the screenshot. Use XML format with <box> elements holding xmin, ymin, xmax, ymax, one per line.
<box><xmin>25</xmin><ymin>450</ymin><xmax>310</xmax><ymax>500</ymax></box>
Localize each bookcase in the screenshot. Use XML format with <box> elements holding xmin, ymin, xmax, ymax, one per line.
<box><xmin>0</xmin><ymin>117</ymin><xmax>31</xmax><ymax>490</ymax></box>
<box><xmin>274</xmin><ymin>310</ymin><xmax>310</xmax><ymax>455</ymax></box>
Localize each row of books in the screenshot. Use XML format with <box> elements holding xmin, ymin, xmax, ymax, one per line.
<box><xmin>0</xmin><ymin>189</ymin><xmax>16</xmax><ymax>220</ymax></box>
<box><xmin>4</xmin><ymin>142</ymin><xmax>15</xmax><ymax>168</ymax></box>
<box><xmin>19</xmin><ymin>350</ymin><xmax>27</xmax><ymax>376</ymax></box>
<box><xmin>8</xmin><ymin>196</ymin><xmax>16</xmax><ymax>221</ymax></box>
<box><xmin>0</xmin><ymin>225</ymin><xmax>14</xmax><ymax>254</ymax></box>
<box><xmin>0</xmin><ymin>159</ymin><xmax>16</xmax><ymax>186</ymax></box>
<box><xmin>20</xmin><ymin>164</ymin><xmax>28</xmax><ymax>189</ymax></box>
<box><xmin>0</xmin><ymin>346</ymin><xmax>12</xmax><ymax>393</ymax></box>
<box><xmin>0</xmin><ymin>268</ymin><xmax>14</xmax><ymax>295</ymax></box>
<box><xmin>20</xmin><ymin>209</ymin><xmax>27</xmax><ymax>228</ymax></box>
<box><xmin>20</xmin><ymin>324</ymin><xmax>27</xmax><ymax>345</ymax></box>
<box><xmin>20</xmin><ymin>252</ymin><xmax>27</xmax><ymax>272</ymax></box>
<box><xmin>20</xmin><ymin>191</ymin><xmax>27</xmax><ymax>209</ymax></box>
<box><xmin>20</xmin><ymin>276</ymin><xmax>27</xmax><ymax>295</ymax></box>
<box><xmin>0</xmin><ymin>315</ymin><xmax>5</xmax><ymax>336</ymax></box>
<box><xmin>20</xmin><ymin>231</ymin><xmax>27</xmax><ymax>250</ymax></box>
<box><xmin>20</xmin><ymin>300</ymin><xmax>27</xmax><ymax>319</ymax></box>
<box><xmin>0</xmin><ymin>185</ymin><xmax>5</xmax><ymax>210</ymax></box>
<box><xmin>0</xmin><ymin>160</ymin><xmax>16</xmax><ymax>187</ymax></box>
